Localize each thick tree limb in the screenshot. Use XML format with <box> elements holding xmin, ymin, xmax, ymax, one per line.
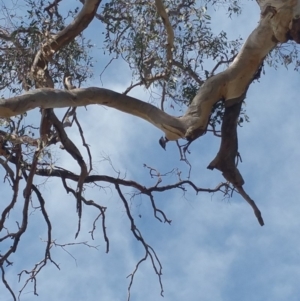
<box><xmin>0</xmin><ymin>88</ymin><xmax>187</xmax><ymax>141</ymax></box>
<box><xmin>0</xmin><ymin>0</ymin><xmax>299</xmax><ymax>145</ymax></box>
<box><xmin>207</xmin><ymin>98</ymin><xmax>264</xmax><ymax>226</ymax></box>
<box><xmin>31</xmin><ymin>0</ymin><xmax>101</xmax><ymax>87</ymax></box>
<box><xmin>207</xmin><ymin>100</ymin><xmax>244</xmax><ymax>186</ymax></box>
<box><xmin>0</xmin><ymin>0</ymin><xmax>298</xmax><ymax>232</ymax></box>
<box><xmin>181</xmin><ymin>0</ymin><xmax>300</xmax><ymax>140</ymax></box>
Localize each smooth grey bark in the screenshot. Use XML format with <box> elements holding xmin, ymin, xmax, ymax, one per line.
<box><xmin>0</xmin><ymin>0</ymin><xmax>299</xmax><ymax>142</ymax></box>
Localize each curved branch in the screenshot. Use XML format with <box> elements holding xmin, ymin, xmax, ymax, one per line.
<box><xmin>115</xmin><ymin>184</ymin><xmax>164</xmax><ymax>300</ymax></box>
<box><xmin>31</xmin><ymin>0</ymin><xmax>102</xmax><ymax>88</ymax></box>
<box><xmin>1</xmin><ymin>266</ymin><xmax>16</xmax><ymax>301</ymax></box>
<box><xmin>0</xmin><ymin>88</ymin><xmax>187</xmax><ymax>141</ymax></box>
<box><xmin>181</xmin><ymin>1</ymin><xmax>300</xmax><ymax>140</ymax></box>
<box><xmin>32</xmin><ymin>166</ymin><xmax>229</xmax><ymax>195</ymax></box>
<box><xmin>47</xmin><ymin>110</ymin><xmax>87</xmax><ymax>236</ymax></box>
<box><xmin>155</xmin><ymin>0</ymin><xmax>174</xmax><ymax>70</ymax></box>
<box><xmin>0</xmin><ymin>146</ymin><xmax>40</xmax><ymax>265</ymax></box>
<box><xmin>1</xmin><ymin>1</ymin><xmax>299</xmax><ymax>144</ymax></box>
<box><xmin>61</xmin><ymin>179</ymin><xmax>109</xmax><ymax>252</ymax></box>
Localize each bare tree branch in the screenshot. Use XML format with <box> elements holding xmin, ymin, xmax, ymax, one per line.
<box><xmin>47</xmin><ymin>110</ymin><xmax>88</xmax><ymax>236</ymax></box>
<box><xmin>1</xmin><ymin>266</ymin><xmax>16</xmax><ymax>301</ymax></box>
<box><xmin>115</xmin><ymin>184</ymin><xmax>164</xmax><ymax>301</ymax></box>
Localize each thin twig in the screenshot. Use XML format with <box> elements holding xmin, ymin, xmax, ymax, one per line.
<box><xmin>115</xmin><ymin>184</ymin><xmax>164</xmax><ymax>301</ymax></box>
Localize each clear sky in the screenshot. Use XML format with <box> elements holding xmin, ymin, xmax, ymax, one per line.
<box><xmin>1</xmin><ymin>1</ymin><xmax>300</xmax><ymax>301</ymax></box>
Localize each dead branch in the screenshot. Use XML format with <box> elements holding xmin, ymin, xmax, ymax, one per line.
<box><xmin>207</xmin><ymin>98</ymin><xmax>264</xmax><ymax>226</ymax></box>
<box><xmin>47</xmin><ymin>110</ymin><xmax>88</xmax><ymax>236</ymax></box>
<box><xmin>1</xmin><ymin>266</ymin><xmax>16</xmax><ymax>301</ymax></box>
<box><xmin>61</xmin><ymin>179</ymin><xmax>109</xmax><ymax>253</ymax></box>
<box><xmin>73</xmin><ymin>114</ymin><xmax>93</xmax><ymax>173</ymax></box>
<box><xmin>32</xmin><ymin>166</ymin><xmax>230</xmax><ymax>195</ymax></box>
<box><xmin>115</xmin><ymin>184</ymin><xmax>164</xmax><ymax>301</ymax></box>
<box><xmin>0</xmin><ymin>144</ymin><xmax>41</xmax><ymax>266</ymax></box>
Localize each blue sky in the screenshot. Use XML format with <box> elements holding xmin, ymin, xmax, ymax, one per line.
<box><xmin>1</xmin><ymin>1</ymin><xmax>300</xmax><ymax>301</ymax></box>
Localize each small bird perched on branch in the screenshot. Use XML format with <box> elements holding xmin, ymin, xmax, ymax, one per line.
<box><xmin>62</xmin><ymin>75</ymin><xmax>77</xmax><ymax>126</ymax></box>
<box><xmin>159</xmin><ymin>136</ymin><xmax>168</xmax><ymax>150</ymax></box>
<box><xmin>63</xmin><ymin>75</ymin><xmax>76</xmax><ymax>90</ymax></box>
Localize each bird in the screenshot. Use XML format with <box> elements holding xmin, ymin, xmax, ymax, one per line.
<box><xmin>63</xmin><ymin>75</ymin><xmax>76</xmax><ymax>90</ymax></box>
<box><xmin>159</xmin><ymin>136</ymin><xmax>168</xmax><ymax>150</ymax></box>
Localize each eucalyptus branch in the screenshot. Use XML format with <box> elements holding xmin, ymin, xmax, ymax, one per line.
<box><xmin>155</xmin><ymin>0</ymin><xmax>174</xmax><ymax>72</ymax></box>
